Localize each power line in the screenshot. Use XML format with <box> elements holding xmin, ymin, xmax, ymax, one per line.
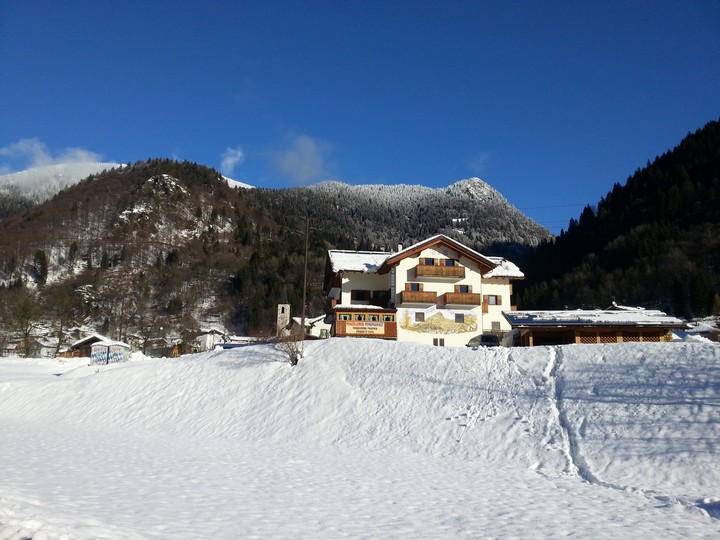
<box><xmin>518</xmin><ymin>203</ymin><xmax>587</xmax><ymax>210</ymax></box>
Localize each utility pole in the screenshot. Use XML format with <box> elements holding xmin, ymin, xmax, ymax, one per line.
<box><xmin>300</xmin><ymin>216</ymin><xmax>309</xmax><ymax>356</ymax></box>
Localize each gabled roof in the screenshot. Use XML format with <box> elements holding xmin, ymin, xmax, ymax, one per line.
<box><xmin>70</xmin><ymin>333</ymin><xmax>130</xmax><ymax>350</ymax></box>
<box><xmin>291</xmin><ymin>314</ymin><xmax>328</xmax><ymax>327</ymax></box>
<box><xmin>325</xmin><ymin>235</ymin><xmax>524</xmax><ymax>280</ymax></box>
<box><xmin>503</xmin><ymin>308</ymin><xmax>688</xmax><ymax>329</ymax></box>
<box><xmin>70</xmin><ymin>333</ymin><xmax>114</xmax><ymax>349</ymax></box>
<box><xmin>378</xmin><ymin>234</ymin><xmax>498</xmax><ymax>275</ymax></box>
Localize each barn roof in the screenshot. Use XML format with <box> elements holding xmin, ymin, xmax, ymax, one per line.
<box><xmin>503</xmin><ymin>308</ymin><xmax>688</xmax><ymax>328</ymax></box>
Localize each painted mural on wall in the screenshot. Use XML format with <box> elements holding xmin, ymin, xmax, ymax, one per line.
<box><xmin>90</xmin><ymin>343</ymin><xmax>127</xmax><ymax>365</ymax></box>
<box><xmin>399</xmin><ymin>308</ymin><xmax>477</xmax><ymax>334</ymax></box>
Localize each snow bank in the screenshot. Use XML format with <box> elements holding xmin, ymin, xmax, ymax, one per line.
<box><xmin>1</xmin><ymin>340</ymin><xmax>718</xmax><ymax>538</ymax></box>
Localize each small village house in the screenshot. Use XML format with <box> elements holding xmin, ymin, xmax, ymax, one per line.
<box><xmin>324</xmin><ymin>234</ymin><xmax>523</xmax><ymax>347</ymax></box>
<box><xmin>287</xmin><ymin>314</ymin><xmax>332</xmax><ymax>339</ymax></box>
<box><xmin>191</xmin><ymin>328</ymin><xmax>227</xmax><ymax>352</ymax></box>
<box><xmin>25</xmin><ymin>338</ymin><xmax>58</xmax><ymax>358</ymax></box>
<box><xmin>59</xmin><ymin>333</ymin><xmax>131</xmax><ymax>361</ymax></box>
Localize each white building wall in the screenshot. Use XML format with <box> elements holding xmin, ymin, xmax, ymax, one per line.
<box><xmin>331</xmin><ymin>242</ymin><xmax>517</xmax><ymax>348</ymax></box>
<box><xmin>393</xmin><ymin>246</ymin><xmax>494</xmax><ymax>347</ymax></box>
<box><xmin>481</xmin><ymin>278</ymin><xmax>513</xmax><ymax>333</ymax></box>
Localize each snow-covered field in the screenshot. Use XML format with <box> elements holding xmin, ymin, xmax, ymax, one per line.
<box><xmin>1</xmin><ymin>339</ymin><xmax>718</xmax><ymax>538</ymax></box>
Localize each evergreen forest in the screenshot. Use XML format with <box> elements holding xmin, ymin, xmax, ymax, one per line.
<box><xmin>517</xmin><ymin>118</ymin><xmax>720</xmax><ymax>318</ymax></box>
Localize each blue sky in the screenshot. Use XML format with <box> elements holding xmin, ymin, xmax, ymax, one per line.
<box><xmin>1</xmin><ymin>1</ymin><xmax>718</xmax><ymax>234</ymax></box>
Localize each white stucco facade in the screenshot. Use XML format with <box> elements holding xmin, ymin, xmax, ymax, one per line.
<box><xmin>325</xmin><ymin>235</ymin><xmax>523</xmax><ymax>348</ymax></box>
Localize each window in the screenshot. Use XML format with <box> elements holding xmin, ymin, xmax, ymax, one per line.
<box><xmin>382</xmin><ymin>315</ymin><xmax>395</xmax><ymax>322</ymax></box>
<box><xmin>445</xmin><ymin>259</ymin><xmax>455</xmax><ymax>266</ymax></box>
<box><xmin>458</xmin><ymin>285</ymin><xmax>470</xmax><ymax>294</ymax></box>
<box><xmin>408</xmin><ymin>283</ymin><xmax>421</xmax><ymax>292</ymax></box>
<box><xmin>338</xmin><ymin>314</ymin><xmax>351</xmax><ymax>321</ymax></box>
<box><xmin>351</xmin><ymin>290</ymin><xmax>370</xmax><ymax>302</ymax></box>
<box><xmin>455</xmin><ymin>313</ymin><xmax>465</xmax><ymax>323</ymax></box>
<box><xmin>485</xmin><ymin>295</ymin><xmax>501</xmax><ymax>305</ymax></box>
<box><xmin>491</xmin><ymin>321</ymin><xmax>501</xmax><ymax>331</ymax></box>
<box><xmin>424</xmin><ymin>258</ymin><xmax>435</xmax><ymax>266</ymax></box>
<box><xmin>369</xmin><ymin>314</ymin><xmax>379</xmax><ymax>321</ymax></box>
<box><xmin>355</xmin><ymin>314</ymin><xmax>366</xmax><ymax>321</ymax></box>
<box><xmin>415</xmin><ymin>312</ymin><xmax>425</xmax><ymax>322</ymax></box>
<box><xmin>433</xmin><ymin>338</ymin><xmax>445</xmax><ymax>346</ymax></box>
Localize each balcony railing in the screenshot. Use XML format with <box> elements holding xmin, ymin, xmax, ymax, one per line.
<box><xmin>398</xmin><ymin>291</ymin><xmax>438</xmax><ymax>304</ymax></box>
<box><xmin>442</xmin><ymin>292</ymin><xmax>481</xmax><ymax>306</ymax></box>
<box><xmin>415</xmin><ymin>265</ymin><xmax>465</xmax><ymax>278</ymax></box>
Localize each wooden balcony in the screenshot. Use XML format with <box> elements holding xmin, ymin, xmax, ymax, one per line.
<box><xmin>398</xmin><ymin>291</ymin><xmax>438</xmax><ymax>304</ymax></box>
<box><xmin>415</xmin><ymin>265</ymin><xmax>465</xmax><ymax>278</ymax></box>
<box><xmin>442</xmin><ymin>292</ymin><xmax>481</xmax><ymax>306</ymax></box>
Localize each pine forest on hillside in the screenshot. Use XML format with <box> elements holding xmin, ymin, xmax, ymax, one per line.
<box><xmin>518</xmin><ymin>118</ymin><xmax>720</xmax><ymax>318</ymax></box>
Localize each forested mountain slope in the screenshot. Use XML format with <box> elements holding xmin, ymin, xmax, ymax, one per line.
<box><xmin>518</xmin><ymin>118</ymin><xmax>720</xmax><ymax>318</ymax></box>
<box><xmin>255</xmin><ymin>178</ymin><xmax>550</xmax><ymax>257</ymax></box>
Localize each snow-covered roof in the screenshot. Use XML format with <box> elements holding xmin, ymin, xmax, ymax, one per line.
<box><xmin>687</xmin><ymin>322</ymin><xmax>719</xmax><ymax>334</ymax></box>
<box><xmin>70</xmin><ymin>333</ymin><xmax>130</xmax><ymax>349</ymax></box>
<box><xmin>333</xmin><ymin>304</ymin><xmax>389</xmax><ymax>311</ymax></box>
<box><xmin>198</xmin><ymin>328</ymin><xmax>226</xmax><ymax>335</ymax></box>
<box><xmin>328</xmin><ymin>235</ymin><xmax>523</xmax><ymax>279</ymax></box>
<box><xmin>484</xmin><ymin>257</ymin><xmax>525</xmax><ymax>279</ymax></box>
<box><xmin>328</xmin><ymin>250</ymin><xmax>392</xmax><ymax>273</ymax></box>
<box><xmin>384</xmin><ymin>234</ymin><xmax>495</xmax><ymax>269</ymax></box>
<box><xmin>504</xmin><ymin>308</ymin><xmax>688</xmax><ymax>328</ymax></box>
<box><xmin>380</xmin><ymin>234</ymin><xmax>522</xmax><ymax>278</ymax></box>
<box><xmin>291</xmin><ymin>315</ymin><xmax>328</xmax><ymax>327</ymax></box>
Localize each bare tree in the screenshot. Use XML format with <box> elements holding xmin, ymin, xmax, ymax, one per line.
<box><xmin>276</xmin><ymin>332</ymin><xmax>302</xmax><ymax>366</ymax></box>
<box><xmin>44</xmin><ymin>282</ymin><xmax>83</xmax><ymax>355</ymax></box>
<box><xmin>1</xmin><ymin>287</ymin><xmax>43</xmax><ymax>357</ymax></box>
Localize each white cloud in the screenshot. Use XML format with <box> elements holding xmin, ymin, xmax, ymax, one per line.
<box><xmin>220</xmin><ymin>146</ymin><xmax>245</xmax><ymax>176</ymax></box>
<box><xmin>467</xmin><ymin>151</ymin><xmax>491</xmax><ymax>174</ymax></box>
<box><xmin>57</xmin><ymin>147</ymin><xmax>103</xmax><ymax>164</ymax></box>
<box><xmin>271</xmin><ymin>134</ymin><xmax>334</xmax><ymax>184</ymax></box>
<box><xmin>0</xmin><ymin>138</ymin><xmax>103</xmax><ymax>172</ymax></box>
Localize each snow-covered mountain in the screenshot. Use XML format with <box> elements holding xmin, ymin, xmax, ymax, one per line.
<box><xmin>0</xmin><ymin>162</ymin><xmax>121</xmax><ymax>202</ymax></box>
<box><xmin>312</xmin><ymin>176</ymin><xmax>510</xmax><ymax>208</ymax></box>
<box><xmin>298</xmin><ymin>176</ymin><xmax>552</xmax><ymax>250</ymax></box>
<box><xmin>0</xmin><ymin>338</ymin><xmax>718</xmax><ymax>537</ymax></box>
<box><xmin>0</xmin><ymin>163</ymin><xmax>256</xmax><ymax>204</ymax></box>
<box><xmin>222</xmin><ymin>175</ymin><xmax>254</xmax><ymax>190</ymax></box>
